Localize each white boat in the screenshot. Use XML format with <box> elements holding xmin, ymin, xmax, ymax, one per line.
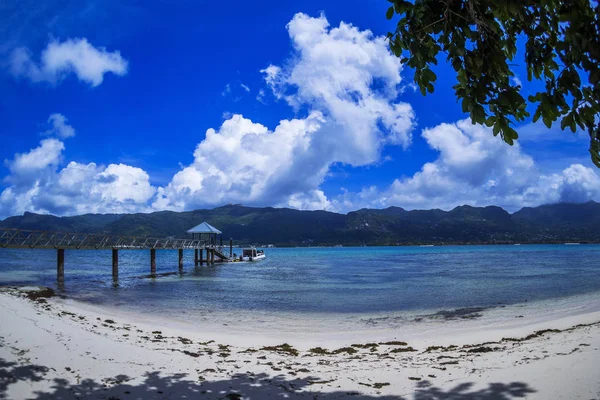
<box><xmin>240</xmin><ymin>247</ymin><xmax>266</xmax><ymax>261</ymax></box>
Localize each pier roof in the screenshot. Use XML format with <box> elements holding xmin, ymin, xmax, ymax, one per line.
<box><xmin>187</xmin><ymin>222</ymin><xmax>222</xmax><ymax>235</ymax></box>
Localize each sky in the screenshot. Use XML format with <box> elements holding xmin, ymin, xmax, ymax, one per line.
<box><xmin>0</xmin><ymin>0</ymin><xmax>599</xmax><ymax>219</ymax></box>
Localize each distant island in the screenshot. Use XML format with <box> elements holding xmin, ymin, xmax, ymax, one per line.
<box><xmin>2</xmin><ymin>202</ymin><xmax>600</xmax><ymax>247</ymax></box>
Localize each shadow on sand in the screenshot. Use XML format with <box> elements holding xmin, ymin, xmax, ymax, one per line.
<box><xmin>0</xmin><ymin>356</ymin><xmax>536</xmax><ymax>399</ymax></box>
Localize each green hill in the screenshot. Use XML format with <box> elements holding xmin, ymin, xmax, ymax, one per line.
<box><xmin>2</xmin><ymin>202</ymin><xmax>600</xmax><ymax>246</ymax></box>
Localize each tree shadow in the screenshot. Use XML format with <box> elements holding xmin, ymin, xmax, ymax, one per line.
<box><xmin>0</xmin><ymin>357</ymin><xmax>536</xmax><ymax>400</ymax></box>
<box><xmin>0</xmin><ymin>358</ymin><xmax>48</xmax><ymax>399</ymax></box>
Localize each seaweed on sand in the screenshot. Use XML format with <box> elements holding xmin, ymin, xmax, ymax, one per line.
<box><xmin>24</xmin><ymin>287</ymin><xmax>56</xmax><ymax>301</ymax></box>
<box><xmin>390</xmin><ymin>346</ymin><xmax>417</xmax><ymax>353</ymax></box>
<box><xmin>260</xmin><ymin>343</ymin><xmax>299</xmax><ymax>356</ymax></box>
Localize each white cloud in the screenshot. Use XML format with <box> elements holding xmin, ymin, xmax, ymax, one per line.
<box><xmin>221</xmin><ymin>83</ymin><xmax>231</xmax><ymax>97</ymax></box>
<box><xmin>0</xmin><ymin>116</ymin><xmax>155</xmax><ymax>218</ymax></box>
<box><xmin>259</xmin><ymin>65</ymin><xmax>283</xmax><ymax>99</ymax></box>
<box><xmin>256</xmin><ymin>88</ymin><xmax>267</xmax><ymax>104</ymax></box>
<box><xmin>10</xmin><ymin>38</ymin><xmax>128</xmax><ymax>87</ymax></box>
<box><xmin>6</xmin><ymin>138</ymin><xmax>64</xmax><ymax>182</ymax></box>
<box><xmin>45</xmin><ymin>113</ymin><xmax>75</xmax><ymax>139</ymax></box>
<box><xmin>222</xmin><ymin>82</ymin><xmax>251</xmax><ymax>99</ymax></box>
<box><xmin>331</xmin><ymin>119</ymin><xmax>600</xmax><ymax>213</ymax></box>
<box><xmin>154</xmin><ymin>12</ymin><xmax>415</xmax><ymax>211</ymax></box>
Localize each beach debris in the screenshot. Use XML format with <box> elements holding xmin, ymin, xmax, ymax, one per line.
<box><xmin>308</xmin><ymin>347</ymin><xmax>329</xmax><ymax>355</ymax></box>
<box><xmin>439</xmin><ymin>360</ymin><xmax>459</xmax><ymax>365</ymax></box>
<box><xmin>177</xmin><ymin>336</ymin><xmax>193</xmax><ymax>345</ymax></box>
<box><xmin>23</xmin><ymin>287</ymin><xmax>56</xmax><ymax>302</ymax></box>
<box><xmin>199</xmin><ymin>368</ymin><xmax>217</xmax><ymax>374</ymax></box>
<box><xmin>351</xmin><ymin>343</ymin><xmax>379</xmax><ymax>348</ymax></box>
<box><xmin>378</xmin><ymin>341</ymin><xmax>408</xmax><ymax>346</ymax></box>
<box><xmin>424</xmin><ymin>345</ymin><xmax>458</xmax><ymax>353</ymax></box>
<box><xmin>467</xmin><ymin>346</ymin><xmax>498</xmax><ymax>353</ymax></box>
<box><xmin>308</xmin><ymin>346</ymin><xmax>358</xmax><ymax>355</ymax></box>
<box><xmin>238</xmin><ymin>348</ymin><xmax>258</xmax><ymax>353</ymax></box>
<box><xmin>104</xmin><ymin>319</ymin><xmax>115</xmax><ymax>324</ymax></box>
<box><xmin>260</xmin><ymin>343</ymin><xmax>299</xmax><ymax>356</ymax></box>
<box><xmin>331</xmin><ymin>347</ymin><xmax>358</xmax><ymax>355</ymax></box>
<box><xmin>408</xmin><ymin>377</ymin><xmax>422</xmax><ymax>381</ymax></box>
<box><xmin>390</xmin><ymin>346</ymin><xmax>417</xmax><ymax>353</ymax></box>
<box><xmin>359</xmin><ymin>382</ymin><xmax>390</xmax><ymax>389</ymax></box>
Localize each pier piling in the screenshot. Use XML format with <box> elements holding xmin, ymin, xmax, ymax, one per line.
<box><xmin>112</xmin><ymin>249</ymin><xmax>118</xmax><ymax>279</ymax></box>
<box><xmin>178</xmin><ymin>249</ymin><xmax>183</xmax><ymax>272</ymax></box>
<box><xmin>1</xmin><ymin>227</ymin><xmax>237</xmax><ymax>283</ymax></box>
<box><xmin>150</xmin><ymin>249</ymin><xmax>156</xmax><ymax>275</ymax></box>
<box><xmin>57</xmin><ymin>249</ymin><xmax>65</xmax><ymax>282</ymax></box>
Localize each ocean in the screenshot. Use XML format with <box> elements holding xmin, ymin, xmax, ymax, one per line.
<box><xmin>1</xmin><ymin>245</ymin><xmax>600</xmax><ymax>319</ymax></box>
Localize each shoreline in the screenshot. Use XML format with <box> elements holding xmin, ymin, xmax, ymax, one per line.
<box><xmin>60</xmin><ymin>287</ymin><xmax>600</xmax><ymax>349</ymax></box>
<box><xmin>1</xmin><ymin>286</ymin><xmax>600</xmax><ymax>399</ymax></box>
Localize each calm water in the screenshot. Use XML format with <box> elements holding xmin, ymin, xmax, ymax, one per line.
<box><xmin>1</xmin><ymin>245</ymin><xmax>600</xmax><ymax>316</ymax></box>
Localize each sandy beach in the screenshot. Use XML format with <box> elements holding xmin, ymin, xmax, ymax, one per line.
<box><xmin>1</xmin><ymin>286</ymin><xmax>599</xmax><ymax>400</ymax></box>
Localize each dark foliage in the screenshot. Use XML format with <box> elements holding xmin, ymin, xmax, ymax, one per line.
<box><xmin>2</xmin><ymin>202</ymin><xmax>600</xmax><ymax>246</ymax></box>
<box><xmin>386</xmin><ymin>0</ymin><xmax>600</xmax><ymax>166</ymax></box>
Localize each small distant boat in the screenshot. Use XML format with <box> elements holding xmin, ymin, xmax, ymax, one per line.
<box><xmin>564</xmin><ymin>242</ymin><xmax>581</xmax><ymax>245</ymax></box>
<box><xmin>240</xmin><ymin>247</ymin><xmax>266</xmax><ymax>261</ymax></box>
<box><xmin>419</xmin><ymin>245</ymin><xmax>434</xmax><ymax>247</ymax></box>
<box><xmin>514</xmin><ymin>244</ymin><xmax>521</xmax><ymax>246</ymax></box>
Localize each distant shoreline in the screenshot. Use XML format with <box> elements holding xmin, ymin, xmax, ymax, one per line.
<box><xmin>261</xmin><ymin>241</ymin><xmax>600</xmax><ymax>248</ymax></box>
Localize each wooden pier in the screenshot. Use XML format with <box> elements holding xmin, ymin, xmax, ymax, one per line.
<box><xmin>0</xmin><ymin>228</ymin><xmax>234</xmax><ymax>282</ymax></box>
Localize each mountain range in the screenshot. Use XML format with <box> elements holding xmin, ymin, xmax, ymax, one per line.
<box><xmin>2</xmin><ymin>202</ymin><xmax>600</xmax><ymax>246</ymax></box>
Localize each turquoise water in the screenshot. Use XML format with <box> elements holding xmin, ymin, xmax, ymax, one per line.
<box><xmin>1</xmin><ymin>245</ymin><xmax>600</xmax><ymax>315</ymax></box>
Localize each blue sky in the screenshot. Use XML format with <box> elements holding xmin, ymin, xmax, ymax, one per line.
<box><xmin>0</xmin><ymin>0</ymin><xmax>598</xmax><ymax>219</ymax></box>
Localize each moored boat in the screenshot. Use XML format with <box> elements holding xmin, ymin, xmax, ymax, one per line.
<box><xmin>240</xmin><ymin>247</ymin><xmax>266</xmax><ymax>261</ymax></box>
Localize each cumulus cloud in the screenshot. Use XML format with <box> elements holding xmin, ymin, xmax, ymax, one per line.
<box><xmin>10</xmin><ymin>38</ymin><xmax>128</xmax><ymax>87</ymax></box>
<box><xmin>45</xmin><ymin>113</ymin><xmax>75</xmax><ymax>139</ymax></box>
<box><xmin>6</xmin><ymin>138</ymin><xmax>65</xmax><ymax>184</ymax></box>
<box><xmin>0</xmin><ymin>116</ymin><xmax>155</xmax><ymax>218</ymax></box>
<box><xmin>331</xmin><ymin>119</ymin><xmax>600</xmax><ymax>213</ymax></box>
<box><xmin>154</xmin><ymin>12</ymin><xmax>415</xmax><ymax>211</ymax></box>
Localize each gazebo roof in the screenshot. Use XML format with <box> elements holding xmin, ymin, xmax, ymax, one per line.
<box><xmin>187</xmin><ymin>222</ymin><xmax>222</xmax><ymax>234</ymax></box>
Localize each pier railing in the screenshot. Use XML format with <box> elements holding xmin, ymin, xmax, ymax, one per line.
<box><xmin>0</xmin><ymin>228</ymin><xmax>208</xmax><ymax>250</ymax></box>
<box><xmin>0</xmin><ymin>228</ymin><xmax>234</xmax><ymax>282</ymax></box>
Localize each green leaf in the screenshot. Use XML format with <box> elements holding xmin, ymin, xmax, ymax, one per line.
<box><xmin>422</xmin><ymin>69</ymin><xmax>437</xmax><ymax>83</ymax></box>
<box><xmin>386</xmin><ymin>6</ymin><xmax>394</xmax><ymax>20</ymax></box>
<box><xmin>542</xmin><ymin>116</ymin><xmax>552</xmax><ymax>129</ymax></box>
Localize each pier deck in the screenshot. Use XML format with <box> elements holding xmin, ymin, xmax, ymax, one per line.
<box><xmin>0</xmin><ymin>228</ymin><xmax>233</xmax><ymax>282</ymax></box>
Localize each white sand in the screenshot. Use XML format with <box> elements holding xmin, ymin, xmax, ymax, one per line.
<box><xmin>1</xmin><ymin>287</ymin><xmax>599</xmax><ymax>399</ymax></box>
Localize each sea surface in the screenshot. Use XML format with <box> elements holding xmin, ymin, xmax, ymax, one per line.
<box><xmin>2</xmin><ymin>245</ymin><xmax>600</xmax><ymax>321</ymax></box>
